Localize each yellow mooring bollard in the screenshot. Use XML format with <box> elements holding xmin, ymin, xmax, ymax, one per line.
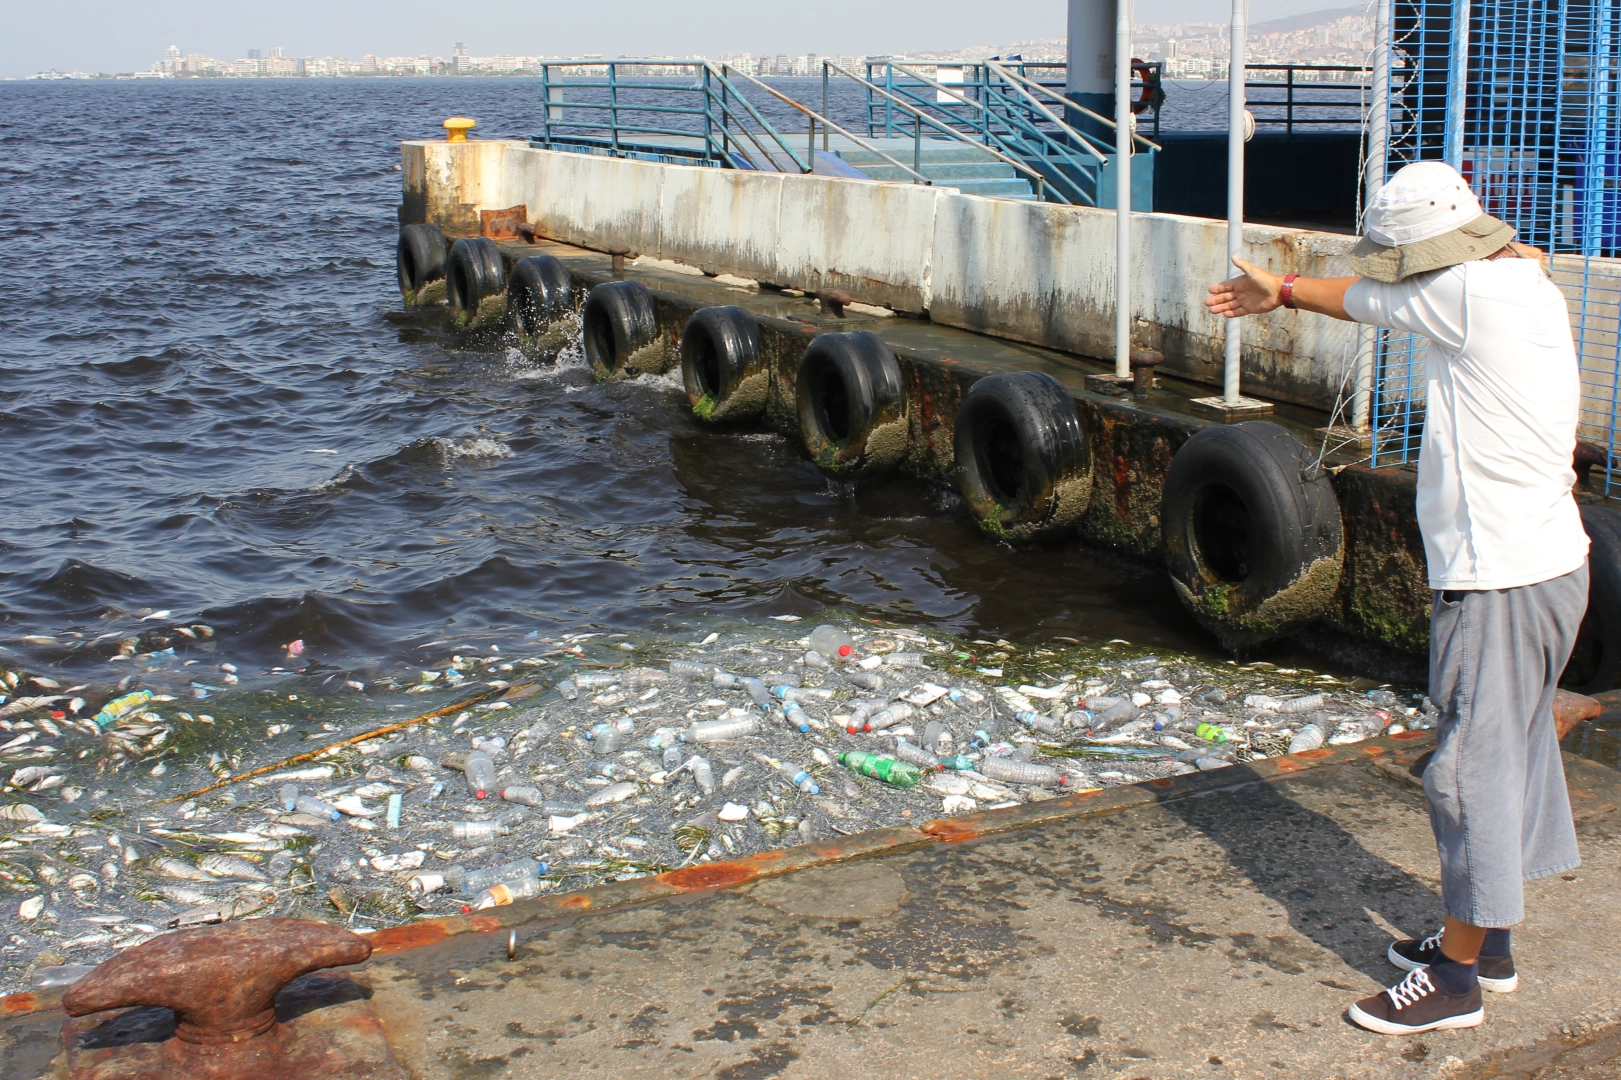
<box><xmin>443</xmin><ymin>117</ymin><xmax>476</xmax><ymax>142</ymax></box>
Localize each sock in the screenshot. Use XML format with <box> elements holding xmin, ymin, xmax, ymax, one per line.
<box><xmin>1481</xmin><ymin>928</ymin><xmax>1511</xmax><ymax>956</ymax></box>
<box><xmin>1427</xmin><ymin>955</ymin><xmax>1479</xmax><ymax>995</ymax></box>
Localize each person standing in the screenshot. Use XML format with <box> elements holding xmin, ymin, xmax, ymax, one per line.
<box><xmin>1205</xmin><ymin>161</ymin><xmax>1590</xmax><ymax>1035</ymax></box>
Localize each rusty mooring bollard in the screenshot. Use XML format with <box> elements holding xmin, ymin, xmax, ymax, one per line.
<box><xmin>609</xmin><ymin>246</ymin><xmax>631</xmax><ymax>275</ymax></box>
<box><xmin>60</xmin><ymin>918</ymin><xmax>398</xmax><ymax>1079</ymax></box>
<box><xmin>818</xmin><ymin>290</ymin><xmax>852</xmax><ymax>318</ymax></box>
<box><xmin>1129</xmin><ymin>348</ymin><xmax>1164</xmax><ymax>397</ymax></box>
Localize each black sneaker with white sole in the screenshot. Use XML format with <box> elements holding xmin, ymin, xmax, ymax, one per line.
<box><xmin>1348</xmin><ymin>967</ymin><xmax>1485</xmax><ymax>1035</ymax></box>
<box><xmin>1388</xmin><ymin>931</ymin><xmax>1518</xmax><ymax>993</ymax></box>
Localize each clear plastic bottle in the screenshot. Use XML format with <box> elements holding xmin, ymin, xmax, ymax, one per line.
<box><xmin>837</xmin><ymin>751</ymin><xmax>922</xmax><ymax>788</ymax></box>
<box><xmin>892</xmin><ymin>738</ymin><xmax>941</xmax><ymax>771</ymax></box>
<box><xmin>979</xmin><ymin>757</ymin><xmax>1064</xmax><ymax>787</ymax></box>
<box><xmin>802</xmin><ymin>649</ymin><xmax>830</xmax><ymax>668</ymax></box>
<box><xmin>588</xmin><ymin>761</ymin><xmax>631</xmax><ymax>780</ymax></box>
<box><xmin>463</xmin><ymin>750</ymin><xmax>498</xmax><ymax>799</ymax></box>
<box><xmin>741</xmin><ymin>677</ymin><xmax>772</xmax><ymax>711</ymax></box>
<box><xmin>844</xmin><ymin>671</ymin><xmax>884</xmax><ymax>692</ymax></box>
<box><xmin>865</xmin><ymin>703</ymin><xmax>915</xmax><ymax>732</ymax></box>
<box><xmin>1288</xmin><ymin>723</ymin><xmax>1327</xmax><ymax>753</ymax></box>
<box><xmin>808</xmin><ymin>625</ymin><xmax>856</xmax><ymax>661</ymax></box>
<box><xmin>884</xmin><ymin>651</ymin><xmax>927</xmax><ymax>668</ymax></box>
<box><xmin>451</xmin><ymin>820</ymin><xmax>510</xmax><ymax>841</ymax></box>
<box><xmin>846</xmin><ymin>700</ymin><xmax>880</xmax><ymax>734</ymax></box>
<box><xmin>661</xmin><ymin>745</ymin><xmax>683</xmax><ymax>770</ymax></box>
<box><xmin>773</xmin><ymin>760</ymin><xmax>820</xmax><ymax>794</ymax></box>
<box><xmin>772</xmin><ymin>685</ymin><xmax>832</xmax><ymax>702</ymax></box>
<box><xmin>781</xmin><ymin>699</ymin><xmax>812</xmax><ymax>734</ymax></box>
<box><xmin>574</xmin><ymin>672</ymin><xmax>619</xmax><ymax>689</ymax></box>
<box><xmin>712</xmin><ymin>671</ymin><xmax>742</xmax><ymax>689</ymax></box>
<box><xmin>669</xmin><ymin>659</ymin><xmax>715</xmax><ymax>680</ymax></box>
<box><xmin>1063</xmin><ymin>708</ymin><xmax>1095</xmax><ymax>729</ymax></box>
<box><xmin>461</xmin><ymin>859</ymin><xmax>549</xmax><ymax>895</ymax></box>
<box><xmin>968</xmin><ymin>728</ymin><xmax>993</xmax><ymax>748</ymax></box>
<box><xmin>500</xmin><ymin>789</ymin><xmax>587</xmax><ymax>815</ymax></box>
<box><xmin>1012</xmin><ymin>710</ymin><xmax>1062</xmax><ymax>735</ymax></box>
<box><xmin>688</xmin><ymin>756</ymin><xmax>715</xmax><ymax>795</ymax></box>
<box><xmin>1276</xmin><ymin>693</ymin><xmax>1329</xmax><ymax>714</ymax></box>
<box><xmin>278</xmin><ymin>783</ymin><xmax>299</xmax><ymax>812</ymax></box>
<box><xmin>590</xmin><ymin>726</ymin><xmax>625</xmax><ymax>755</ymax></box>
<box><xmin>471</xmin><ymin>874</ymin><xmax>543</xmax><ymax>910</ymax></box>
<box><xmin>295</xmin><ymin>794</ymin><xmax>341</xmax><ymax>821</ymax></box>
<box><xmin>556</xmin><ymin>678</ymin><xmax>578</xmax><ymax>701</ymax></box>
<box><xmin>922</xmin><ymin>719</ymin><xmax>944</xmax><ymax>752</ymax></box>
<box><xmin>683</xmin><ymin>717</ymin><xmax>760</xmax><ymax>743</ymax></box>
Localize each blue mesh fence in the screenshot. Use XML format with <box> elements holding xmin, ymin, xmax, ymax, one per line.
<box><xmin>1368</xmin><ymin>0</ymin><xmax>1621</xmax><ymax>493</ymax></box>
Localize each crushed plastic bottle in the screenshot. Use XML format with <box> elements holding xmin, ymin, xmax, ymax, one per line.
<box><xmin>683</xmin><ymin>717</ymin><xmax>760</xmax><ymax>743</ymax></box>
<box><xmin>844</xmin><ymin>671</ymin><xmax>884</xmax><ymax>692</ymax></box>
<box><xmin>968</xmin><ymin>728</ymin><xmax>994</xmax><ymax>749</ymax></box>
<box><xmin>471</xmin><ymin>874</ymin><xmax>543</xmax><ymax>910</ymax></box>
<box><xmin>669</xmin><ymin>659</ymin><xmax>716</xmax><ymax>680</ymax></box>
<box><xmin>802</xmin><ymin>649</ymin><xmax>830</xmax><ymax>668</ymax></box>
<box><xmin>1275</xmin><ymin>693</ymin><xmax>1329</xmax><ymax>714</ymax></box>
<box><xmin>979</xmin><ymin>756</ymin><xmax>1065</xmax><ymax>787</ymax></box>
<box><xmin>808</xmin><ymin>625</ymin><xmax>856</xmax><ymax>662</ymax></box>
<box><xmin>846</xmin><ymin>700</ymin><xmax>879</xmax><ymax>734</ymax></box>
<box><xmin>587</xmin><ymin>761</ymin><xmax>632</xmax><ymax>780</ymax></box>
<box><xmin>1012</xmin><ymin>710</ymin><xmax>1063</xmax><ymax>735</ymax></box>
<box><xmin>463</xmin><ymin>750</ymin><xmax>498</xmax><ymax>799</ymax></box>
<box><xmin>278</xmin><ymin>783</ymin><xmax>299</xmax><ymax>812</ymax></box>
<box><xmin>556</xmin><ymin>679</ymin><xmax>579</xmax><ymax>701</ymax></box>
<box><xmin>1288</xmin><ymin>723</ymin><xmax>1327</xmax><ymax>753</ymax></box>
<box><xmin>864</xmin><ymin>703</ymin><xmax>915</xmax><ymax>732</ymax></box>
<box><xmin>294</xmin><ymin>794</ymin><xmax>340</xmax><ymax>822</ymax></box>
<box><xmin>461</xmin><ymin>859</ymin><xmax>549</xmax><ymax>895</ymax></box>
<box><xmin>922</xmin><ymin>719</ymin><xmax>944</xmax><ymax>752</ymax></box>
<box><xmin>588</xmin><ymin>726</ymin><xmax>626</xmax><ymax>755</ymax></box>
<box><xmin>451</xmin><ymin>820</ymin><xmax>511</xmax><ymax>841</ymax></box>
<box><xmin>93</xmin><ymin>690</ymin><xmax>154</xmax><ymax>729</ymax></box>
<box><xmin>712</xmin><ymin>671</ymin><xmax>742</xmax><ymax>689</ymax></box>
<box><xmin>837</xmin><ymin>751</ymin><xmax>922</xmax><ymax>788</ymax></box>
<box><xmin>892</xmin><ymin>738</ymin><xmax>941</xmax><ymax>771</ymax></box>
<box><xmin>1365</xmin><ymin>689</ymin><xmax>1398</xmax><ymax>707</ymax></box>
<box><xmin>661</xmin><ymin>745</ymin><xmax>683</xmax><ymax>770</ymax></box>
<box><xmin>781</xmin><ymin>699</ymin><xmax>812</xmax><ymax>733</ymax></box>
<box><xmin>689</xmin><ymin>755</ymin><xmax>715</xmax><ymax>795</ymax></box>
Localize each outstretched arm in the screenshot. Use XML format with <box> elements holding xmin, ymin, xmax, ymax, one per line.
<box><xmin>1206</xmin><ymin>257</ymin><xmax>1360</xmax><ymax>322</ymax></box>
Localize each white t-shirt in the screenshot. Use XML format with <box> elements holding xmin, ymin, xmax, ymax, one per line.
<box><xmin>1344</xmin><ymin>258</ymin><xmax>1588</xmax><ymax>590</ymax></box>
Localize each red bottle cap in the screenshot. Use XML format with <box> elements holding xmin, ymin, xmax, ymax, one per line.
<box><xmin>475</xmin><ymin>791</ymin><xmax>487</xmax><ymax>799</ymax></box>
<box><xmin>51</xmin><ymin>711</ymin><xmax>65</xmax><ymax>720</ymax></box>
<box><xmin>837</xmin><ymin>645</ymin><xmax>853</xmax><ymax>658</ymax></box>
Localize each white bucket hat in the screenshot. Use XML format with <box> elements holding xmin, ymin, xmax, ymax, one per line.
<box><xmin>1350</xmin><ymin>161</ymin><xmax>1516</xmax><ymax>282</ymax></box>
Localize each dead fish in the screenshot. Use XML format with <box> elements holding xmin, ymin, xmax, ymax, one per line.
<box><xmin>198</xmin><ymin>854</ymin><xmax>267</xmax><ymax>881</ymax></box>
<box><xmin>585</xmin><ymin>781</ymin><xmax>638</xmax><ymax>808</ymax></box>
<box><xmin>0</xmin><ymin>803</ymin><xmax>44</xmax><ymax>822</ymax></box>
<box><xmin>329</xmin><ymin>795</ymin><xmax>377</xmax><ymax>818</ymax></box>
<box><xmin>0</xmin><ymin>733</ymin><xmax>37</xmax><ymax>752</ymax></box>
<box><xmin>8</xmin><ymin>766</ymin><xmax>55</xmax><ymax>787</ymax></box>
<box><xmin>160</xmin><ymin>885</ymin><xmax>215</xmax><ymax>906</ymax></box>
<box><xmin>172</xmin><ymin>894</ymin><xmax>266</xmax><ymax>929</ymax></box>
<box><xmin>0</xmin><ymin>697</ymin><xmax>65</xmax><ymax>720</ymax></box>
<box><xmin>66</xmin><ymin>873</ymin><xmax>99</xmax><ymax>895</ymax></box>
<box><xmin>139</xmin><ymin>610</ymin><xmax>172</xmax><ymax>622</ymax></box>
<box><xmin>19</xmin><ymin>636</ymin><xmax>56</xmax><ymax>646</ymax></box>
<box><xmin>37</xmin><ymin>718</ymin><xmax>60</xmax><ymax>737</ymax></box>
<box><xmin>29</xmin><ymin>677</ymin><xmax>61</xmax><ymax>689</ymax></box>
<box><xmin>151</xmin><ymin>857</ymin><xmax>213</xmax><ymax>881</ymax></box>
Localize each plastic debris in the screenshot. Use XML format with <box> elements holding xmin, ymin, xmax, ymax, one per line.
<box><xmin>838</xmin><ymin>751</ymin><xmax>922</xmax><ymax>788</ymax></box>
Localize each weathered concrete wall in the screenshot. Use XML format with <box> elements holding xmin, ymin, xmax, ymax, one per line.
<box><xmin>398</xmin><ymin>139</ymin><xmax>1363</xmax><ymax>410</ymax></box>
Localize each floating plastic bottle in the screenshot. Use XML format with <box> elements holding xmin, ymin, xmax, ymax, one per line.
<box><xmin>844</xmin><ymin>671</ymin><xmax>884</xmax><ymax>692</ymax></box>
<box><xmin>471</xmin><ymin>874</ymin><xmax>543</xmax><ymax>910</ymax></box>
<box><xmin>661</xmin><ymin>661</ymin><xmax>707</xmax><ymax>682</ymax></box>
<box><xmin>1328</xmin><ymin>716</ymin><xmax>1390</xmax><ymax>745</ymax></box>
<box><xmin>771</xmin><ymin>760</ymin><xmax>820</xmax><ymax>794</ymax></box>
<box><xmin>892</xmin><ymin>738</ymin><xmax>941</xmax><ymax>771</ymax></box>
<box><xmin>808</xmin><ymin>625</ymin><xmax>856</xmax><ymax>661</ymax></box>
<box><xmin>837</xmin><ymin>751</ymin><xmax>922</xmax><ymax>788</ymax></box>
<box><xmin>772</xmin><ymin>685</ymin><xmax>832</xmax><ymax>702</ymax></box>
<box><xmin>846</xmin><ymin>700</ymin><xmax>880</xmax><ymax>734</ymax></box>
<box><xmin>922</xmin><ymin>720</ymin><xmax>944</xmax><ymax>752</ymax></box>
<box><xmin>279</xmin><ymin>783</ymin><xmax>299</xmax><ymax>812</ymax></box>
<box><xmin>587</xmin><ymin>761</ymin><xmax>631</xmax><ymax>780</ymax></box>
<box><xmin>946</xmin><ymin>688</ymin><xmax>966</xmax><ymax>706</ymax></box>
<box><xmin>294</xmin><ymin>794</ymin><xmax>341</xmax><ymax>822</ymax></box>
<box><xmin>1365</xmin><ymin>689</ymin><xmax>1398</xmax><ymax>707</ymax></box>
<box><xmin>937</xmin><ymin>754</ymin><xmax>976</xmax><ymax>771</ymax></box>
<box><xmin>884</xmin><ymin>651</ymin><xmax>927</xmax><ymax>669</ymax></box>
<box><xmin>1063</xmin><ymin>708</ymin><xmax>1095</xmax><ymax>729</ymax></box>
<box><xmin>556</xmin><ymin>678</ymin><xmax>578</xmax><ymax>701</ymax></box>
<box><xmin>462</xmin><ymin>859</ymin><xmax>549</xmax><ymax>895</ymax></box>
<box><xmin>463</xmin><ymin>750</ymin><xmax>498</xmax><ymax>799</ymax></box>
<box><xmin>1194</xmin><ymin>723</ymin><xmax>1232</xmax><ymax>744</ymax></box>
<box><xmin>683</xmin><ymin>717</ymin><xmax>760</xmax><ymax>743</ymax></box>
<box><xmin>451</xmin><ymin>820</ymin><xmax>510</xmax><ymax>841</ymax></box>
<box><xmin>1082</xmin><ymin>695</ymin><xmax>1126</xmax><ymax>712</ymax></box>
<box><xmin>980</xmin><ymin>756</ymin><xmax>1064</xmax><ymax>786</ymax></box>
<box><xmin>781</xmin><ymin>700</ymin><xmax>812</xmax><ymax>734</ymax></box>
<box><xmin>1012</xmin><ymin>710</ymin><xmax>1063</xmax><ymax>735</ymax></box>
<box><xmin>661</xmin><ymin>745</ymin><xmax>683</xmax><ymax>770</ymax></box>
<box><xmin>712</xmin><ymin>672</ymin><xmax>742</xmax><ymax>689</ymax></box>
<box><xmin>865</xmin><ymin>703</ymin><xmax>915</xmax><ymax>732</ymax></box>
<box><xmin>589</xmin><ymin>726</ymin><xmax>625</xmax><ymax>755</ymax></box>
<box><xmin>968</xmin><ymin>728</ymin><xmax>993</xmax><ymax>749</ymax></box>
<box><xmin>739</xmin><ymin>677</ymin><xmax>772</xmax><ymax>712</ymax></box>
<box><xmin>1288</xmin><ymin>723</ymin><xmax>1327</xmax><ymax>753</ymax></box>
<box><xmin>499</xmin><ymin>787</ymin><xmax>586</xmax><ymax>815</ymax></box>
<box><xmin>802</xmin><ymin>649</ymin><xmax>830</xmax><ymax>668</ymax></box>
<box><xmin>386</xmin><ymin>792</ymin><xmax>402</xmax><ymax>830</ymax></box>
<box><xmin>689</xmin><ymin>756</ymin><xmax>715</xmax><ymax>795</ymax></box>
<box><xmin>93</xmin><ymin>690</ymin><xmax>154</xmax><ymax>729</ymax></box>
<box><xmin>1276</xmin><ymin>693</ymin><xmax>1329</xmax><ymax>714</ymax></box>
<box><xmin>574</xmin><ymin>672</ymin><xmax>619</xmax><ymax>689</ymax></box>
<box><xmin>408</xmin><ymin>872</ymin><xmax>447</xmax><ymax>896</ymax></box>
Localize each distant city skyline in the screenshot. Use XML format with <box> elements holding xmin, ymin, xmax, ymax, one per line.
<box><xmin>4</xmin><ymin>0</ymin><xmax>1363</xmax><ymax>81</ymax></box>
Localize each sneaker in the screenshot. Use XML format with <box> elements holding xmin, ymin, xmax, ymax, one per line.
<box><xmin>1388</xmin><ymin>931</ymin><xmax>1518</xmax><ymax>993</ymax></box>
<box><xmin>1348</xmin><ymin>967</ymin><xmax>1485</xmax><ymax>1035</ymax></box>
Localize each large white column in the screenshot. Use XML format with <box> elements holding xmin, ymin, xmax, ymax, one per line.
<box><xmin>1067</xmin><ymin>0</ymin><xmax>1116</xmax><ymax>114</ymax></box>
<box><xmin>1224</xmin><ymin>0</ymin><xmax>1247</xmax><ymax>404</ymax></box>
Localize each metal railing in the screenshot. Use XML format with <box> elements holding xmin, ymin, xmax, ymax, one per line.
<box><xmin>1244</xmin><ymin>64</ymin><xmax>1372</xmax><ymax>134</ymax></box>
<box><xmin>842</xmin><ymin>59</ymin><xmax>1159</xmax><ymax>207</ymax></box>
<box><xmin>861</xmin><ymin>60</ymin><xmax>1165</xmax><ymax>139</ymax></box>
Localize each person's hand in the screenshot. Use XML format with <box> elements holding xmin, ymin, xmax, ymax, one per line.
<box><xmin>1506</xmin><ymin>240</ymin><xmax>1551</xmax><ymax>276</ymax></box>
<box><xmin>1206</xmin><ymin>257</ymin><xmax>1282</xmax><ymax>318</ymax></box>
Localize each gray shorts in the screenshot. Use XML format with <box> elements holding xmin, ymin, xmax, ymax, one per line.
<box><xmin>1424</xmin><ymin>562</ymin><xmax>1588</xmax><ymax>927</ymax></box>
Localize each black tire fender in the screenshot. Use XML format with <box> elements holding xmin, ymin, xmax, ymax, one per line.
<box><xmin>796</xmin><ymin>330</ymin><xmax>907</xmax><ymax>476</ymax></box>
<box><xmin>582</xmin><ymin>280</ymin><xmax>660</xmax><ymax>378</ymax></box>
<box><xmin>682</xmin><ymin>306</ymin><xmax>764</xmax><ymax>422</ymax></box>
<box><xmin>955</xmin><ymin>371</ymin><xmax>1092</xmax><ymax>541</ymax></box>
<box><xmin>1161</xmin><ymin>421</ymin><xmax>1344</xmax><ymax>644</ymax></box>
<box><xmin>506</xmin><ymin>255</ymin><xmax>576</xmax><ymax>338</ymax></box>
<box><xmin>396</xmin><ymin>223</ymin><xmax>447</xmax><ymax>301</ymax></box>
<box><xmin>1564</xmin><ymin>504</ymin><xmax>1621</xmax><ymax>692</ymax></box>
<box><xmin>446</xmin><ymin>237</ymin><xmax>507</xmax><ymax>327</ymax></box>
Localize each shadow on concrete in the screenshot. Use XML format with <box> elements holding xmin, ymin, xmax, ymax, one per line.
<box><xmin>1153</xmin><ymin>762</ymin><xmax>1440</xmax><ymax>984</ymax></box>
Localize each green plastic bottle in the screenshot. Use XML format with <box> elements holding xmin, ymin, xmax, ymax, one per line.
<box><xmin>838</xmin><ymin>751</ymin><xmax>923</xmax><ymax>788</ymax></box>
<box><xmin>1195</xmin><ymin>722</ymin><xmax>1230</xmax><ymax>743</ymax></box>
<box><xmin>936</xmin><ymin>754</ymin><xmax>977</xmax><ymax>772</ymax></box>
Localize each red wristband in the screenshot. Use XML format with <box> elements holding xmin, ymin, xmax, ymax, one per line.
<box><xmin>1280</xmin><ymin>273</ymin><xmax>1299</xmax><ymax>309</ymax></box>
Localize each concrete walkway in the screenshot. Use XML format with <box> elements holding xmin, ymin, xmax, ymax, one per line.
<box><xmin>354</xmin><ymin>749</ymin><xmax>1621</xmax><ymax>1079</ymax></box>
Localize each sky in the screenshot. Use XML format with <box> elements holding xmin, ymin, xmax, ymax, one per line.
<box><xmin>7</xmin><ymin>0</ymin><xmax>1353</xmax><ymax>78</ymax></box>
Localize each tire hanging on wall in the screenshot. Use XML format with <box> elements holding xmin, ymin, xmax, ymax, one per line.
<box><xmin>396</xmin><ymin>223</ymin><xmax>447</xmax><ymax>303</ymax></box>
<box><xmin>681</xmin><ymin>306</ymin><xmax>764</xmax><ymax>422</ymax></box>
<box><xmin>1564</xmin><ymin>504</ymin><xmax>1621</xmax><ymax>693</ymax></box>
<box><xmin>506</xmin><ymin>255</ymin><xmax>575</xmax><ymax>339</ymax></box>
<box><xmin>582</xmin><ymin>280</ymin><xmax>660</xmax><ymax>378</ymax></box>
<box><xmin>446</xmin><ymin>237</ymin><xmax>508</xmax><ymax>328</ymax></box>
<box><xmin>1161</xmin><ymin>421</ymin><xmax>1344</xmax><ymax>645</ymax></box>
<box><xmin>796</xmin><ymin>330</ymin><xmax>907</xmax><ymax>476</ymax></box>
<box><xmin>954</xmin><ymin>371</ymin><xmax>1092</xmax><ymax>542</ymax></box>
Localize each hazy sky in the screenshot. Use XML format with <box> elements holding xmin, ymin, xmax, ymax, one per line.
<box><xmin>8</xmin><ymin>0</ymin><xmax>1343</xmax><ymax>78</ymax></box>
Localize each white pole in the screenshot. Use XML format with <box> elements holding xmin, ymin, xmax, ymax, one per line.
<box><xmin>1353</xmin><ymin>0</ymin><xmax>1392</xmax><ymax>433</ymax></box>
<box><xmin>1224</xmin><ymin>0</ymin><xmax>1247</xmax><ymax>404</ymax></box>
<box><xmin>1115</xmin><ymin>0</ymin><xmax>1133</xmax><ymax>379</ymax></box>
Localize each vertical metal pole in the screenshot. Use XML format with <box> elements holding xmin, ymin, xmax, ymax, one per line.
<box><xmin>1225</xmin><ymin>0</ymin><xmax>1247</xmax><ymax>404</ymax></box>
<box><xmin>1286</xmin><ymin>66</ymin><xmax>1295</xmax><ymax>135</ymax></box>
<box><xmin>1354</xmin><ymin>0</ymin><xmax>1393</xmax><ymax>433</ymax></box>
<box><xmin>1444</xmin><ymin>0</ymin><xmax>1471</xmax><ymax>167</ymax></box>
<box><xmin>542</xmin><ymin>64</ymin><xmax>552</xmax><ymax>145</ymax></box>
<box><xmin>885</xmin><ymin>64</ymin><xmax>896</xmax><ymax>138</ymax></box>
<box><xmin>822</xmin><ymin>63</ymin><xmax>830</xmax><ymax>151</ymax></box>
<box><xmin>1115</xmin><ymin>0</ymin><xmax>1133</xmax><ymax>379</ymax></box>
